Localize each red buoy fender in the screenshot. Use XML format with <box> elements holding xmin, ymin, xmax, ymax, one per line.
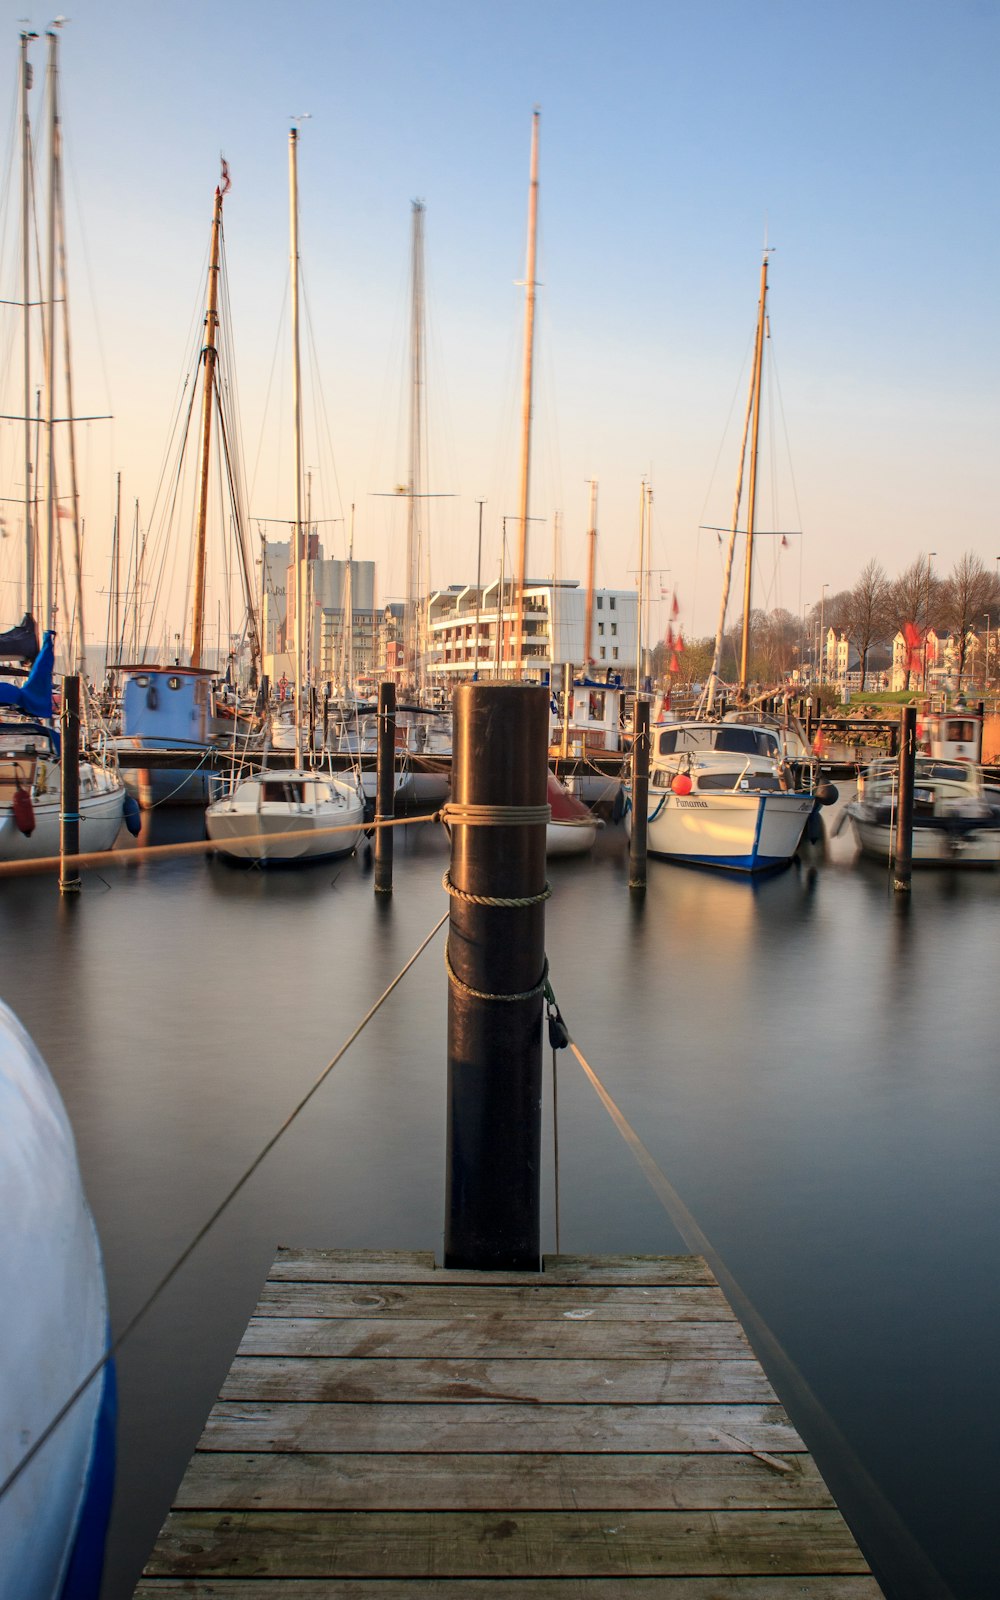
<box><xmin>12</xmin><ymin>787</ymin><xmax>35</xmax><ymax>836</ymax></box>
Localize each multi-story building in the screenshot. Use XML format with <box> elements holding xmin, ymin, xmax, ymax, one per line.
<box><xmin>424</xmin><ymin>579</ymin><xmax>638</xmax><ymax>687</ymax></box>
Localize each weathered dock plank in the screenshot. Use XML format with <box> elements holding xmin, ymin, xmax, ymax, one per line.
<box><xmin>135</xmin><ymin>1250</ymin><xmax>883</xmax><ymax>1596</ymax></box>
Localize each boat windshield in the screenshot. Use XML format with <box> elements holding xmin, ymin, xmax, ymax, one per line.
<box><xmin>658</xmin><ymin>725</ymin><xmax>779</xmax><ymax>758</ymax></box>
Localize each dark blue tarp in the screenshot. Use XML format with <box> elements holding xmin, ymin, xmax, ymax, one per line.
<box><xmin>0</xmin><ymin>630</ymin><xmax>54</xmax><ymax>717</ymax></box>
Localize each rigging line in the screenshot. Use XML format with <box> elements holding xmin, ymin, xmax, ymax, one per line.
<box><xmin>568</xmin><ymin>1037</ymin><xmax>956</xmax><ymax>1600</ymax></box>
<box><xmin>0</xmin><ymin>906</ymin><xmax>449</xmax><ymax>1510</ymax></box>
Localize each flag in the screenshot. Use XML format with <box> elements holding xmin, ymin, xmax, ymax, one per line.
<box><xmin>676</xmin><ymin>631</ymin><xmax>685</xmax><ymax>654</ymax></box>
<box><xmin>903</xmin><ymin>620</ymin><xmax>922</xmax><ymax>673</ymax></box>
<box><xmin>220</xmin><ymin>157</ymin><xmax>231</xmax><ymax>195</ymax></box>
<box><xmin>669</xmin><ymin>652</ymin><xmax>681</xmax><ymax>674</ymax></box>
<box><xmin>781</xmin><ymin>535</ymin><xmax>788</xmax><ymax>548</ymax></box>
<box><xmin>671</xmin><ymin>591</ymin><xmax>680</xmax><ymax>618</ymax></box>
<box><xmin>665</xmin><ymin>624</ymin><xmax>674</xmax><ymax>649</ymax></box>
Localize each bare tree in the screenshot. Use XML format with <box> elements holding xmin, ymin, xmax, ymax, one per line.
<box><xmin>939</xmin><ymin>552</ymin><xmax>1000</xmax><ymax>686</ymax></box>
<box><xmin>841</xmin><ymin>559</ymin><xmax>892</xmax><ymax>691</ymax></box>
<box><xmin>889</xmin><ymin>555</ymin><xmax>942</xmax><ymax>689</ymax></box>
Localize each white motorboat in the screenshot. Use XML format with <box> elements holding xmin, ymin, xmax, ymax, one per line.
<box><xmin>628</xmin><ymin>717</ymin><xmax>818</xmax><ymax>873</ymax></box>
<box><xmin>845</xmin><ymin>756</ymin><xmax>1000</xmax><ymax>866</ymax></box>
<box><xmin>205</xmin><ymin>769</ymin><xmax>365</xmax><ymax>863</ymax></box>
<box><xmin>546</xmin><ymin>769</ymin><xmax>599</xmax><ymax>857</ymax></box>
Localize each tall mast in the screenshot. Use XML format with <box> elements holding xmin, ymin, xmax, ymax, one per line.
<box><xmin>20</xmin><ymin>31</ymin><xmax>36</xmax><ymax>617</ymax></box>
<box><xmin>633</xmin><ymin>480</ymin><xmax>646</xmax><ymax>696</ymax></box>
<box><xmin>584</xmin><ymin>477</ymin><xmax>598</xmax><ymax>669</ymax></box>
<box><xmin>289</xmin><ymin>126</ymin><xmax>305</xmax><ymax>767</ymax></box>
<box><xmin>704</xmin><ymin>345</ymin><xmax>756</xmax><ymax>713</ymax></box>
<box><xmin>738</xmin><ymin>251</ymin><xmax>769</xmax><ymax>698</ymax></box>
<box><xmin>43</xmin><ymin>28</ymin><xmax>58</xmax><ymax>633</ymax></box>
<box><xmin>512</xmin><ymin>107</ymin><xmax>540</xmax><ymax>679</ymax></box>
<box><xmin>53</xmin><ymin>96</ymin><xmax>85</xmax><ymax>670</ymax></box>
<box><xmin>404</xmin><ymin>200</ymin><xmax>426</xmax><ymax>693</ymax></box>
<box><xmin>190</xmin><ymin>178</ymin><xmax>225</xmax><ymax>668</ymax></box>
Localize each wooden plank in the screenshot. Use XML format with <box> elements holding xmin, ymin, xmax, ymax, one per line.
<box><xmin>270</xmin><ymin>1248</ymin><xmax>717</xmax><ymax>1286</ymax></box>
<box><xmin>135</xmin><ymin>1579</ymin><xmax>886</xmax><ymax>1598</ymax></box>
<box><xmin>249</xmin><ymin>1282</ymin><xmax>736</xmax><ymax>1321</ymax></box>
<box><xmin>220</xmin><ymin>1356</ymin><xmax>774</xmax><ymax>1406</ymax></box>
<box><xmin>141</xmin><ymin>1508</ymin><xmax>873</xmax><ymax>1578</ymax></box>
<box><xmin>199</xmin><ymin>1401</ymin><xmax>806</xmax><ymax>1455</ymax></box>
<box><xmin>234</xmin><ymin>1314</ymin><xmax>750</xmax><ymax>1359</ymax></box>
<box><xmin>173</xmin><ymin>1449</ymin><xmax>836</xmax><ymax>1512</ymax></box>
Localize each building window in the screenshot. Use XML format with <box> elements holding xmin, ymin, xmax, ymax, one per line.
<box><xmin>600</xmin><ymin>646</ymin><xmax>606</xmax><ymax>659</ymax></box>
<box><xmin>612</xmin><ymin>647</ymin><xmax>619</xmax><ymax>660</ymax></box>
<box><xmin>611</xmin><ymin>624</ymin><xmax>617</xmax><ymax>636</ymax></box>
<box><xmin>598</xmin><ymin>623</ymin><xmax>604</xmax><ymax>636</ymax></box>
<box><xmin>610</xmin><ymin>596</ymin><xmax>616</xmax><ymax>610</ymax></box>
<box><xmin>597</xmin><ymin>596</ymin><xmax>603</xmax><ymax>610</ymax></box>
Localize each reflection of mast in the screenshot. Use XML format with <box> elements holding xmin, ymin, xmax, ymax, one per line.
<box><xmin>738</xmin><ymin>251</ymin><xmax>769</xmax><ymax>698</ymax></box>
<box><xmin>405</xmin><ymin>199</ymin><xmax>426</xmax><ymax>690</ymax></box>
<box><xmin>513</xmin><ymin>108</ymin><xmax>540</xmax><ymax>678</ymax></box>
<box><xmin>190</xmin><ymin>181</ymin><xmax>225</xmax><ymax>668</ymax></box>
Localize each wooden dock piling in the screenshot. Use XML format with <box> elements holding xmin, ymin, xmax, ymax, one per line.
<box><xmin>59</xmin><ymin>673</ymin><xmax>81</xmax><ymax>896</ymax></box>
<box><xmin>374</xmin><ymin>680</ymin><xmax>395</xmax><ymax>897</ymax></box>
<box><xmin>134</xmin><ymin>1248</ymin><xmax>885</xmax><ymax>1596</ymax></box>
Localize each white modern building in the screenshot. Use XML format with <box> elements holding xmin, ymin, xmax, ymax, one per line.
<box><xmin>424</xmin><ymin>579</ymin><xmax>638</xmax><ymax>687</ymax></box>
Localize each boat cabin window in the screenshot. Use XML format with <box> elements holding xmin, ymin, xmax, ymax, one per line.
<box><xmin>919</xmin><ymin>761</ymin><xmax>970</xmax><ymax>783</ymax></box>
<box><xmin>134</xmin><ymin>674</ymin><xmax>149</xmax><ymax>687</ymax></box>
<box><xmin>657</xmin><ymin>726</ymin><xmax>778</xmax><ymax>757</ymax></box>
<box><xmin>167</xmin><ymin>676</ymin><xmax>183</xmax><ymax>691</ymax></box>
<box><xmin>588</xmin><ymin>692</ymin><xmax>606</xmax><ymax>721</ymax></box>
<box><xmin>697</xmin><ymin>769</ymin><xmax>782</xmax><ymax>792</ymax></box>
<box><xmin>944</xmin><ymin>720</ymin><xmax>976</xmax><ymax>742</ymax></box>
<box><xmin>262</xmin><ymin>780</ymin><xmax>305</xmax><ymax>803</ymax></box>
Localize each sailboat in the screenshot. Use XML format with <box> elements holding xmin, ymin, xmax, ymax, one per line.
<box><xmin>627</xmin><ymin>254</ymin><xmax>821</xmax><ymax>873</ymax></box>
<box><xmin>113</xmin><ymin>165</ymin><xmax>263</xmax><ymax>808</ymax></box>
<box><xmin>0</xmin><ymin>29</ymin><xmax>125</xmax><ymax>864</ymax></box>
<box><xmin>205</xmin><ymin>127</ymin><xmax>364</xmax><ymax>864</ymax></box>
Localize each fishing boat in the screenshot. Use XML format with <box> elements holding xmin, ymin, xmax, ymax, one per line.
<box><xmin>113</xmin><ymin>168</ymin><xmax>262</xmax><ymax>807</ymax></box>
<box><xmin>845</xmin><ymin>755</ymin><xmax>1000</xmax><ymax>866</ymax></box>
<box><xmin>205</xmin><ymin>127</ymin><xmax>364</xmax><ymax>865</ymax></box>
<box><xmin>1</xmin><ymin>998</ymin><xmax>115</xmax><ymax>1600</ymax></box>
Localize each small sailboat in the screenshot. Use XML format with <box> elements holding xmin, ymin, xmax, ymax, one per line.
<box><xmin>546</xmin><ymin>769</ymin><xmax>599</xmax><ymax>856</ymax></box>
<box><xmin>205</xmin><ymin>127</ymin><xmax>363</xmax><ymax>865</ymax></box>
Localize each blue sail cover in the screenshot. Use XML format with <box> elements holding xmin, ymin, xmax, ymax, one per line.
<box><xmin>0</xmin><ymin>631</ymin><xmax>54</xmax><ymax>718</ymax></box>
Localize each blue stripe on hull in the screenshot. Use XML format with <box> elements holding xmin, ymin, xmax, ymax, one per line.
<box><xmin>648</xmin><ymin>849</ymin><xmax>793</xmax><ymax>874</ymax></box>
<box><xmin>59</xmin><ymin>1347</ymin><xmax>116</xmax><ymax>1600</ymax></box>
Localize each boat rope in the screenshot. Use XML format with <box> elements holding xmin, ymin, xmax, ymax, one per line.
<box><xmin>440</xmin><ymin>801</ymin><xmax>551</xmax><ymax>827</ymax></box>
<box><xmin>441</xmin><ymin>869</ymin><xmax>551</xmax><ymax>909</ymax></box>
<box><xmin>544</xmin><ymin>977</ymin><xmax>570</xmax><ymax>1256</ymax></box>
<box><xmin>443</xmin><ymin>944</ymin><xmax>548</xmax><ymax>1004</ymax></box>
<box><xmin>0</xmin><ymin>907</ymin><xmax>449</xmax><ymax>1509</ymax></box>
<box><xmin>541</xmin><ymin>978</ymin><xmax>956</xmax><ymax>1600</ymax></box>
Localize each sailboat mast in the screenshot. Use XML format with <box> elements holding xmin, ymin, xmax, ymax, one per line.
<box><xmin>190</xmin><ymin>180</ymin><xmax>225</xmax><ymax>668</ymax></box>
<box><xmin>289</xmin><ymin>126</ymin><xmax>305</xmax><ymax>768</ymax></box>
<box><xmin>20</xmin><ymin>31</ymin><xmax>36</xmax><ymax>617</ymax></box>
<box><xmin>512</xmin><ymin>107</ymin><xmax>540</xmax><ymax>679</ymax></box>
<box><xmin>705</xmin><ymin>347</ymin><xmax>756</xmax><ymax>714</ymax></box>
<box><xmin>584</xmin><ymin>477</ymin><xmax>598</xmax><ymax>668</ymax></box>
<box><xmin>633</xmin><ymin>480</ymin><xmax>646</xmax><ymax>696</ymax></box>
<box><xmin>53</xmin><ymin>107</ymin><xmax>85</xmax><ymax>671</ymax></box>
<box><xmin>738</xmin><ymin>251</ymin><xmax>769</xmax><ymax>698</ymax></box>
<box><xmin>43</xmin><ymin>28</ymin><xmax>58</xmax><ymax>634</ymax></box>
<box><xmin>405</xmin><ymin>200</ymin><xmax>426</xmax><ymax>693</ymax></box>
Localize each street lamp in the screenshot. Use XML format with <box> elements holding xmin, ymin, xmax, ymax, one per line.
<box><xmin>819</xmin><ymin>583</ymin><xmax>829</xmax><ymax>688</ymax></box>
<box><xmin>985</xmin><ymin>614</ymin><xmax>991</xmax><ymax>692</ymax></box>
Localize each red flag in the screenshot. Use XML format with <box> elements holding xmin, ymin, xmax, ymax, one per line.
<box><xmin>676</xmin><ymin>631</ymin><xmax>685</xmax><ymax>653</ymax></box>
<box><xmin>781</xmin><ymin>535</ymin><xmax>788</xmax><ymax>548</ymax></box>
<box><xmin>671</xmin><ymin>591</ymin><xmax>680</xmax><ymax>618</ymax></box>
<box><xmin>903</xmin><ymin>620</ymin><xmax>922</xmax><ymax>673</ymax></box>
<box><xmin>220</xmin><ymin>157</ymin><xmax>231</xmax><ymax>196</ymax></box>
<box><xmin>669</xmin><ymin>652</ymin><xmax>681</xmax><ymax>673</ymax></box>
<box><xmin>665</xmin><ymin>624</ymin><xmax>674</xmax><ymax>649</ymax></box>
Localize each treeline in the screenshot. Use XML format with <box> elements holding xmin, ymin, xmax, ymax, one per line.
<box><xmin>655</xmin><ymin>551</ymin><xmax>1000</xmax><ymax>690</ymax></box>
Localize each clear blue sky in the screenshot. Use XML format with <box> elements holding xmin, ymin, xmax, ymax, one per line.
<box><xmin>1</xmin><ymin>0</ymin><xmax>998</xmax><ymax>649</ymax></box>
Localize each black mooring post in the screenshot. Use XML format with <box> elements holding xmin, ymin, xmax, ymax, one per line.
<box><xmin>628</xmin><ymin>698</ymin><xmax>650</xmax><ymax>892</ymax></box>
<box><xmin>374</xmin><ymin>680</ymin><xmax>396</xmax><ymax>897</ymax></box>
<box><xmin>59</xmin><ymin>674</ymin><xmax>81</xmax><ymax>896</ymax></box>
<box><xmin>444</xmin><ymin>681</ymin><xmax>548</xmax><ymax>1271</ymax></box>
<box><xmin>894</xmin><ymin>704</ymin><xmax>916</xmax><ymax>893</ymax></box>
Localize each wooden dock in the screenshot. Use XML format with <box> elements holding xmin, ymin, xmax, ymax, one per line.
<box><xmin>135</xmin><ymin>1248</ymin><xmax>884</xmax><ymax>1596</ymax></box>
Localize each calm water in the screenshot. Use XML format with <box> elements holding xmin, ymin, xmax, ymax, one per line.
<box><xmin>2</xmin><ymin>801</ymin><xmax>999</xmax><ymax>1599</ymax></box>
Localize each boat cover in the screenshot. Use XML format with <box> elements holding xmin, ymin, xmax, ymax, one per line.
<box><xmin>0</xmin><ymin>630</ymin><xmax>54</xmax><ymax>718</ymax></box>
<box><xmin>0</xmin><ymin>612</ymin><xmax>40</xmax><ymax>662</ymax></box>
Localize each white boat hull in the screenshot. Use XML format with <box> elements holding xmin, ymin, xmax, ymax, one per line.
<box><xmin>0</xmin><ymin>1003</ymin><xmax>115</xmax><ymax>1600</ymax></box>
<box><xmin>635</xmin><ymin>787</ymin><xmax>815</xmax><ymax>872</ymax></box>
<box><xmin>546</xmin><ymin>818</ymin><xmax>599</xmax><ymax>857</ymax></box>
<box><xmin>847</xmin><ymin>812</ymin><xmax>1000</xmax><ymax>866</ymax></box>
<box><xmin>206</xmin><ymin>773</ymin><xmax>365</xmax><ymax>863</ymax></box>
<box><xmin>0</xmin><ymin>771</ymin><xmax>125</xmax><ymax>862</ymax></box>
